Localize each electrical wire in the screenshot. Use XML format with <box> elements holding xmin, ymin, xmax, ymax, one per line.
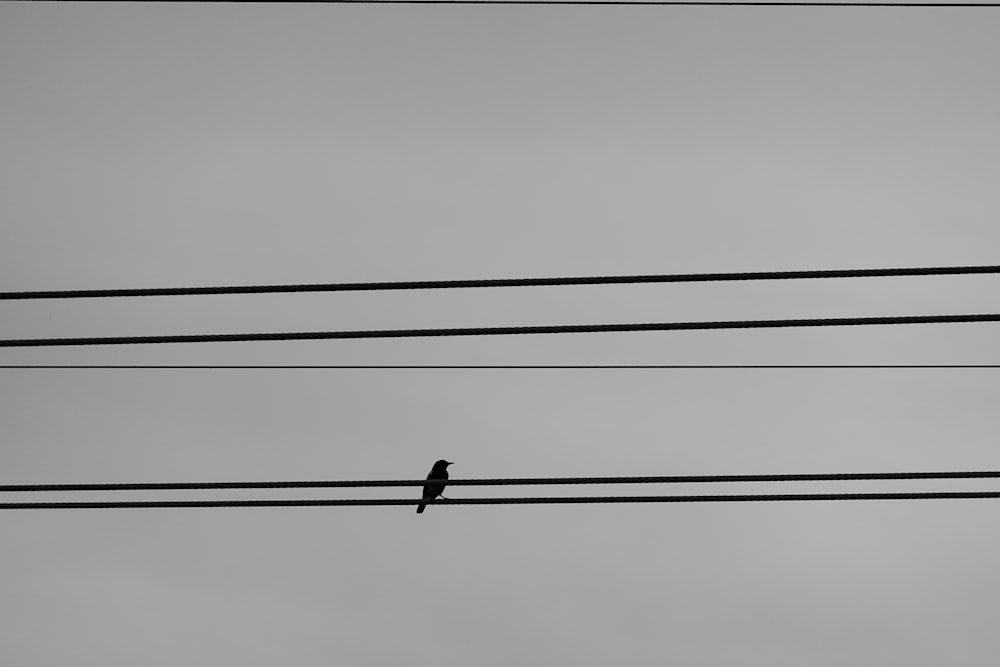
<box><xmin>2</xmin><ymin>313</ymin><xmax>998</xmax><ymax>347</ymax></box>
<box><xmin>4</xmin><ymin>471</ymin><xmax>998</xmax><ymax>492</ymax></box>
<box><xmin>1</xmin><ymin>364</ymin><xmax>998</xmax><ymax>369</ymax></box>
<box><xmin>55</xmin><ymin>1</ymin><xmax>1000</xmax><ymax>8</ymax></box>
<box><xmin>3</xmin><ymin>264</ymin><xmax>998</xmax><ymax>300</ymax></box>
<box><xmin>4</xmin><ymin>492</ymin><xmax>1000</xmax><ymax>510</ymax></box>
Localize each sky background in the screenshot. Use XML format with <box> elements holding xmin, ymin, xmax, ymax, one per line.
<box><xmin>1</xmin><ymin>2</ymin><xmax>999</xmax><ymax>665</ymax></box>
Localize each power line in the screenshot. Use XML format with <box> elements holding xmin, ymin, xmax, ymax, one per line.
<box><xmin>2</xmin><ymin>313</ymin><xmax>998</xmax><ymax>347</ymax></box>
<box><xmin>4</xmin><ymin>492</ymin><xmax>1000</xmax><ymax>510</ymax></box>
<box><xmin>58</xmin><ymin>1</ymin><xmax>1000</xmax><ymax>7</ymax></box>
<box><xmin>1</xmin><ymin>364</ymin><xmax>998</xmax><ymax>369</ymax></box>
<box><xmin>4</xmin><ymin>471</ymin><xmax>998</xmax><ymax>492</ymax></box>
<box><xmin>2</xmin><ymin>264</ymin><xmax>997</xmax><ymax>300</ymax></box>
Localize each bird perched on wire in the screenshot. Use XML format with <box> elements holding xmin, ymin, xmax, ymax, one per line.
<box><xmin>416</xmin><ymin>460</ymin><xmax>453</xmax><ymax>514</ymax></box>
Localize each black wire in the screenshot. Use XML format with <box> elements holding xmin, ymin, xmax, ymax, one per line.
<box><xmin>4</xmin><ymin>492</ymin><xmax>1000</xmax><ymax>510</ymax></box>
<box><xmin>62</xmin><ymin>1</ymin><xmax>1000</xmax><ymax>7</ymax></box>
<box><xmin>1</xmin><ymin>364</ymin><xmax>997</xmax><ymax>369</ymax></box>
<box><xmin>4</xmin><ymin>471</ymin><xmax>998</xmax><ymax>492</ymax></box>
<box><xmin>2</xmin><ymin>314</ymin><xmax>998</xmax><ymax>347</ymax></box>
<box><xmin>3</xmin><ymin>264</ymin><xmax>998</xmax><ymax>300</ymax></box>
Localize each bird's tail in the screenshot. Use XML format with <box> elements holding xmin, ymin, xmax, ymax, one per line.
<box><xmin>416</xmin><ymin>502</ymin><xmax>426</xmax><ymax>514</ymax></box>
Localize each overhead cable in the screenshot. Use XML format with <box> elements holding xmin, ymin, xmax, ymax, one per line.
<box><xmin>1</xmin><ymin>364</ymin><xmax>998</xmax><ymax>370</ymax></box>
<box><xmin>2</xmin><ymin>313</ymin><xmax>998</xmax><ymax>347</ymax></box>
<box><xmin>55</xmin><ymin>2</ymin><xmax>1000</xmax><ymax>8</ymax></box>
<box><xmin>4</xmin><ymin>492</ymin><xmax>1000</xmax><ymax>510</ymax></box>
<box><xmin>4</xmin><ymin>470</ymin><xmax>999</xmax><ymax>492</ymax></box>
<box><xmin>2</xmin><ymin>264</ymin><xmax>998</xmax><ymax>300</ymax></box>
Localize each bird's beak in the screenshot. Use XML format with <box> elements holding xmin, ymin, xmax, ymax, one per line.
<box><xmin>446</xmin><ymin>461</ymin><xmax>454</xmax><ymax>465</ymax></box>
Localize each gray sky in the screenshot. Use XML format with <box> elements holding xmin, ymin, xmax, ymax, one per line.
<box><xmin>1</xmin><ymin>2</ymin><xmax>999</xmax><ymax>665</ymax></box>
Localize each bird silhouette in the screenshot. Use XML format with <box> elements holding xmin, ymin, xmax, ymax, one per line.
<box><xmin>416</xmin><ymin>460</ymin><xmax>453</xmax><ymax>514</ymax></box>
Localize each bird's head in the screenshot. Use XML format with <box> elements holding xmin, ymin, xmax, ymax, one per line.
<box><xmin>433</xmin><ymin>459</ymin><xmax>453</xmax><ymax>470</ymax></box>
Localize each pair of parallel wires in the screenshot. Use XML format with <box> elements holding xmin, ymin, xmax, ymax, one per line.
<box><xmin>3</xmin><ymin>264</ymin><xmax>1000</xmax><ymax>348</ymax></box>
<box><xmin>3</xmin><ymin>472</ymin><xmax>1000</xmax><ymax>510</ymax></box>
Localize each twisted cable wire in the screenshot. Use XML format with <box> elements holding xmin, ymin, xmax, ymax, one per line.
<box><xmin>4</xmin><ymin>492</ymin><xmax>1000</xmax><ymax>510</ymax></box>
<box><xmin>4</xmin><ymin>470</ymin><xmax>999</xmax><ymax>492</ymax></box>
<box><xmin>3</xmin><ymin>264</ymin><xmax>999</xmax><ymax>300</ymax></box>
<box><xmin>3</xmin><ymin>314</ymin><xmax>999</xmax><ymax>347</ymax></box>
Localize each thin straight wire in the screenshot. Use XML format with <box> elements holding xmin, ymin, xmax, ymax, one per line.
<box><xmin>2</xmin><ymin>313</ymin><xmax>999</xmax><ymax>347</ymax></box>
<box><xmin>1</xmin><ymin>364</ymin><xmax>998</xmax><ymax>369</ymax></box>
<box><xmin>4</xmin><ymin>492</ymin><xmax>1000</xmax><ymax>510</ymax></box>
<box><xmin>3</xmin><ymin>264</ymin><xmax>999</xmax><ymax>300</ymax></box>
<box><xmin>5</xmin><ymin>471</ymin><xmax>999</xmax><ymax>492</ymax></box>
<box><xmin>43</xmin><ymin>2</ymin><xmax>1000</xmax><ymax>7</ymax></box>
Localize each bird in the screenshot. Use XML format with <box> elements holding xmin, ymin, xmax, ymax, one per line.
<box><xmin>416</xmin><ymin>459</ymin><xmax>453</xmax><ymax>514</ymax></box>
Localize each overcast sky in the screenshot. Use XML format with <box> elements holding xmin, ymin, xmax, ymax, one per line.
<box><xmin>2</xmin><ymin>2</ymin><xmax>999</xmax><ymax>666</ymax></box>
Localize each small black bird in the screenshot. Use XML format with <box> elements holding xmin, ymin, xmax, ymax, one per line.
<box><xmin>416</xmin><ymin>460</ymin><xmax>453</xmax><ymax>514</ymax></box>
